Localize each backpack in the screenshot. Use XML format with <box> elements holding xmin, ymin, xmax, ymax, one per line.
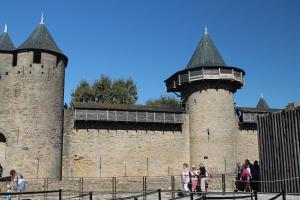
<box><xmin>241</xmin><ymin>168</ymin><xmax>249</xmax><ymax>179</ymax></box>
<box><xmin>17</xmin><ymin>175</ymin><xmax>26</xmax><ymax>190</ymax></box>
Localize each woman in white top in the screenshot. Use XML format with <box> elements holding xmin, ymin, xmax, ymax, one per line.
<box><xmin>181</xmin><ymin>163</ymin><xmax>190</xmax><ymax>191</ymax></box>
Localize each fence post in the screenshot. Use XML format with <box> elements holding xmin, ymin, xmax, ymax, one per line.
<box><xmin>158</xmin><ymin>189</ymin><xmax>161</xmax><ymax>200</ymax></box>
<box><xmin>171</xmin><ymin>176</ymin><xmax>175</xmax><ymax>199</ymax></box>
<box><xmin>282</xmin><ymin>190</ymin><xmax>286</xmax><ymax>200</ymax></box>
<box><xmin>142</xmin><ymin>176</ymin><xmax>147</xmax><ymax>200</ymax></box>
<box><xmin>222</xmin><ymin>174</ymin><xmax>226</xmax><ymax>193</ymax></box>
<box><xmin>190</xmin><ymin>192</ymin><xmax>193</xmax><ymax>200</ymax></box>
<box><xmin>202</xmin><ymin>193</ymin><xmax>206</xmax><ymax>200</ymax></box>
<box><xmin>254</xmin><ymin>190</ymin><xmax>258</xmax><ymax>200</ymax></box>
<box><xmin>89</xmin><ymin>192</ymin><xmax>93</xmax><ymax>200</ymax></box>
<box><xmin>59</xmin><ymin>189</ymin><xmax>62</xmax><ymax>200</ymax></box>
<box><xmin>80</xmin><ymin>177</ymin><xmax>84</xmax><ymax>200</ymax></box>
<box><xmin>112</xmin><ymin>177</ymin><xmax>117</xmax><ymax>199</ymax></box>
<box><xmin>43</xmin><ymin>178</ymin><xmax>46</xmax><ymax>200</ymax></box>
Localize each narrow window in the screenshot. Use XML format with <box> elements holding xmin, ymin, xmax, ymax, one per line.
<box><xmin>33</xmin><ymin>51</ymin><xmax>41</xmax><ymax>64</ymax></box>
<box><xmin>0</xmin><ymin>133</ymin><xmax>6</xmax><ymax>143</ymax></box>
<box><xmin>56</xmin><ymin>57</ymin><xmax>61</xmax><ymax>66</ymax></box>
<box><xmin>12</xmin><ymin>54</ymin><xmax>17</xmax><ymax>66</ymax></box>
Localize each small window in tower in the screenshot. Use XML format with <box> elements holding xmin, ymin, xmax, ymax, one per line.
<box><xmin>56</xmin><ymin>57</ymin><xmax>62</xmax><ymax>66</ymax></box>
<box><xmin>33</xmin><ymin>51</ymin><xmax>41</xmax><ymax>64</ymax></box>
<box><xmin>12</xmin><ymin>54</ymin><xmax>17</xmax><ymax>66</ymax></box>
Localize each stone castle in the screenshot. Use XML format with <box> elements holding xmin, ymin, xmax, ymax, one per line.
<box><xmin>0</xmin><ymin>19</ymin><xmax>279</xmax><ymax>179</ymax></box>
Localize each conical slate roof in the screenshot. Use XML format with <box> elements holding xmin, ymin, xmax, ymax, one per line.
<box><xmin>18</xmin><ymin>23</ymin><xmax>65</xmax><ymax>56</ymax></box>
<box><xmin>0</xmin><ymin>31</ymin><xmax>15</xmax><ymax>51</ymax></box>
<box><xmin>186</xmin><ymin>31</ymin><xmax>225</xmax><ymax>69</ymax></box>
<box><xmin>256</xmin><ymin>97</ymin><xmax>269</xmax><ymax>109</ymax></box>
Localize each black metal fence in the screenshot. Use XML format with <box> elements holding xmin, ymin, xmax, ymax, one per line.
<box><xmin>0</xmin><ymin>189</ymin><xmax>93</xmax><ymax>200</ymax></box>
<box><xmin>0</xmin><ymin>188</ymin><xmax>292</xmax><ymax>200</ymax></box>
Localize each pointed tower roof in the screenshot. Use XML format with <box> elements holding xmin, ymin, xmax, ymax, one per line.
<box><xmin>186</xmin><ymin>27</ymin><xmax>225</xmax><ymax>69</ymax></box>
<box><xmin>18</xmin><ymin>17</ymin><xmax>65</xmax><ymax>57</ymax></box>
<box><xmin>256</xmin><ymin>95</ymin><xmax>269</xmax><ymax>109</ymax></box>
<box><xmin>0</xmin><ymin>24</ymin><xmax>15</xmax><ymax>51</ymax></box>
<box><xmin>165</xmin><ymin>26</ymin><xmax>244</xmax><ymax>93</ymax></box>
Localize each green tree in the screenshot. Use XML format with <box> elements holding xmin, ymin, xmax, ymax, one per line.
<box><xmin>71</xmin><ymin>80</ymin><xmax>92</xmax><ymax>104</ymax></box>
<box><xmin>71</xmin><ymin>75</ymin><xmax>138</xmax><ymax>105</ymax></box>
<box><xmin>111</xmin><ymin>78</ymin><xmax>138</xmax><ymax>104</ymax></box>
<box><xmin>146</xmin><ymin>95</ymin><xmax>180</xmax><ymax>107</ymax></box>
<box><xmin>92</xmin><ymin>75</ymin><xmax>112</xmax><ymax>103</ymax></box>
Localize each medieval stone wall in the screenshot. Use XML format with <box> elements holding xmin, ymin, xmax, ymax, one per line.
<box><xmin>236</xmin><ymin>130</ymin><xmax>259</xmax><ymax>164</ymax></box>
<box><xmin>62</xmin><ymin>108</ymin><xmax>259</xmax><ymax>178</ymax></box>
<box><xmin>0</xmin><ymin>53</ymin><xmax>260</xmax><ymax>179</ymax></box>
<box><xmin>0</xmin><ymin>53</ymin><xmax>13</xmax><ymax>66</ymax></box>
<box><xmin>0</xmin><ymin>52</ymin><xmax>65</xmax><ymax>178</ymax></box>
<box><xmin>62</xmin><ymin>111</ymin><xmax>190</xmax><ymax>177</ymax></box>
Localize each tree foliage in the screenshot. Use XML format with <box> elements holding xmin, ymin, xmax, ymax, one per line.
<box><xmin>146</xmin><ymin>95</ymin><xmax>180</xmax><ymax>107</ymax></box>
<box><xmin>71</xmin><ymin>75</ymin><xmax>138</xmax><ymax>105</ymax></box>
<box><xmin>71</xmin><ymin>80</ymin><xmax>93</xmax><ymax>103</ymax></box>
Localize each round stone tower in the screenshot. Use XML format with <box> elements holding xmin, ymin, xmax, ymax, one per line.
<box><xmin>0</xmin><ymin>18</ymin><xmax>68</xmax><ymax>179</ymax></box>
<box><xmin>0</xmin><ymin>24</ymin><xmax>16</xmax><ymax>172</ymax></box>
<box><xmin>165</xmin><ymin>28</ymin><xmax>245</xmax><ymax>173</ymax></box>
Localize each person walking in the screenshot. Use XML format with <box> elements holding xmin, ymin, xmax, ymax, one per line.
<box><xmin>190</xmin><ymin>165</ymin><xmax>199</xmax><ymax>192</ymax></box>
<box><xmin>181</xmin><ymin>163</ymin><xmax>191</xmax><ymax>192</ymax></box>
<box><xmin>8</xmin><ymin>169</ymin><xmax>25</xmax><ymax>200</ymax></box>
<box><xmin>240</xmin><ymin>164</ymin><xmax>252</xmax><ymax>192</ymax></box>
<box><xmin>235</xmin><ymin>162</ymin><xmax>242</xmax><ymax>180</ymax></box>
<box><xmin>9</xmin><ymin>169</ymin><xmax>18</xmax><ymax>191</ymax></box>
<box><xmin>234</xmin><ymin>162</ymin><xmax>242</xmax><ymax>191</ymax></box>
<box><xmin>251</xmin><ymin>160</ymin><xmax>260</xmax><ymax>191</ymax></box>
<box><xmin>6</xmin><ymin>169</ymin><xmax>18</xmax><ymax>200</ymax></box>
<box><xmin>198</xmin><ymin>163</ymin><xmax>209</xmax><ymax>192</ymax></box>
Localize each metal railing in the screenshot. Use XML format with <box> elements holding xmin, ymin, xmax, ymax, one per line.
<box><xmin>0</xmin><ymin>174</ymin><xmax>237</xmax><ymax>195</ymax></box>
<box><xmin>0</xmin><ymin>189</ymin><xmax>94</xmax><ymax>200</ymax></box>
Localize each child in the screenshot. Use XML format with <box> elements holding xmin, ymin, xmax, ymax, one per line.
<box><xmin>6</xmin><ymin>184</ymin><xmax>13</xmax><ymax>200</ymax></box>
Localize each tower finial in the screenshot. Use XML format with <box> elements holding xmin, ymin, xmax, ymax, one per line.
<box><xmin>204</xmin><ymin>25</ymin><xmax>208</xmax><ymax>35</ymax></box>
<box><xmin>40</xmin><ymin>13</ymin><xmax>44</xmax><ymax>24</ymax></box>
<box><xmin>4</xmin><ymin>24</ymin><xmax>7</xmax><ymax>33</ymax></box>
<box><xmin>260</xmin><ymin>93</ymin><xmax>264</xmax><ymax>98</ymax></box>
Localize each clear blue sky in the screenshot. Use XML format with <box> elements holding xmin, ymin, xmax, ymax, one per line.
<box><xmin>1</xmin><ymin>0</ymin><xmax>300</xmax><ymax>108</ymax></box>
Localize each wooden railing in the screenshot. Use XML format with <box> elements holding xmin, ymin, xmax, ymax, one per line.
<box><xmin>75</xmin><ymin>109</ymin><xmax>184</xmax><ymax>124</ymax></box>
<box><xmin>166</xmin><ymin>67</ymin><xmax>244</xmax><ymax>91</ymax></box>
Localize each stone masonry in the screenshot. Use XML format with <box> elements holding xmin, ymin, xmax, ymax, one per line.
<box><xmin>0</xmin><ymin>21</ymin><xmax>269</xmax><ymax>179</ymax></box>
